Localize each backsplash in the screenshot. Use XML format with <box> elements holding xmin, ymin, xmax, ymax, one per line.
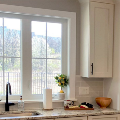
<box><xmin>75</xmin><ymin>76</ymin><xmax>103</xmax><ymax>106</ymax></box>
<box><xmin>0</xmin><ymin>76</ymin><xmax>103</xmax><ymax>111</ymax></box>
<box><xmin>0</xmin><ymin>102</ymin><xmax>64</xmax><ymax>111</ymax></box>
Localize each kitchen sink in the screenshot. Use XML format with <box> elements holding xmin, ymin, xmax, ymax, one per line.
<box><xmin>0</xmin><ymin>112</ymin><xmax>41</xmax><ymax>118</ymax></box>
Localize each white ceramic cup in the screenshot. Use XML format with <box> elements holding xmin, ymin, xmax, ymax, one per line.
<box><xmin>64</xmin><ymin>100</ymin><xmax>72</xmax><ymax>106</ymax></box>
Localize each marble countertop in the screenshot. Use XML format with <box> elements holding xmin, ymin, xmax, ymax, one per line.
<box><xmin>0</xmin><ymin>108</ymin><xmax>120</xmax><ymax>120</ymax></box>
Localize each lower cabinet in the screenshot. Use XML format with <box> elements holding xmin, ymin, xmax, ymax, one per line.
<box><xmin>42</xmin><ymin>119</ymin><xmax>54</xmax><ymax>120</ymax></box>
<box><xmin>56</xmin><ymin>117</ymin><xmax>87</xmax><ymax>120</ymax></box>
<box><xmin>55</xmin><ymin>115</ymin><xmax>120</xmax><ymax>120</ymax></box>
<box><xmin>88</xmin><ymin>115</ymin><xmax>119</xmax><ymax>120</ymax></box>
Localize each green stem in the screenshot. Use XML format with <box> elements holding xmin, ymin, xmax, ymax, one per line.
<box><xmin>61</xmin><ymin>87</ymin><xmax>62</xmax><ymax>90</ymax></box>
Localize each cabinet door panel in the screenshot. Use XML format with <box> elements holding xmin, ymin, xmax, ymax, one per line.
<box><xmin>88</xmin><ymin>115</ymin><xmax>119</xmax><ymax>120</ymax></box>
<box><xmin>43</xmin><ymin>119</ymin><xmax>54</xmax><ymax>120</ymax></box>
<box><xmin>57</xmin><ymin>117</ymin><xmax>87</xmax><ymax>120</ymax></box>
<box><xmin>90</xmin><ymin>2</ymin><xmax>113</xmax><ymax>77</ymax></box>
<box><xmin>93</xmin><ymin>118</ymin><xmax>116</xmax><ymax>120</ymax></box>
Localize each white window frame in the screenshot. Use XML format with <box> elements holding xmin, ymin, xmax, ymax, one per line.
<box><xmin>0</xmin><ymin>4</ymin><xmax>76</xmax><ymax>101</ymax></box>
<box><xmin>22</xmin><ymin>18</ymin><xmax>67</xmax><ymax>99</ymax></box>
<box><xmin>0</xmin><ymin>14</ymin><xmax>68</xmax><ymax>100</ymax></box>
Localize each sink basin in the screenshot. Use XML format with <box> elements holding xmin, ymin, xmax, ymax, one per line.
<box><xmin>0</xmin><ymin>112</ymin><xmax>40</xmax><ymax>118</ymax></box>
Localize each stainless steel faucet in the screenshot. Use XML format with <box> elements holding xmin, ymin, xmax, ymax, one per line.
<box><xmin>5</xmin><ymin>82</ymin><xmax>15</xmax><ymax>111</ymax></box>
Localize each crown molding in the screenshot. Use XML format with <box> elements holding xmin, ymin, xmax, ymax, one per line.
<box><xmin>115</xmin><ymin>0</ymin><xmax>120</xmax><ymax>3</ymax></box>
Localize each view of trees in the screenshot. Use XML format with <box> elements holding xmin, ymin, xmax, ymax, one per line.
<box><xmin>32</xmin><ymin>34</ymin><xmax>61</xmax><ymax>73</ymax></box>
<box><xmin>0</xmin><ymin>26</ymin><xmax>21</xmax><ymax>71</ymax></box>
<box><xmin>0</xmin><ymin>19</ymin><xmax>62</xmax><ymax>95</ymax></box>
<box><xmin>0</xmin><ymin>24</ymin><xmax>21</xmax><ymax>95</ymax></box>
<box><xmin>32</xmin><ymin>25</ymin><xmax>62</xmax><ymax>94</ymax></box>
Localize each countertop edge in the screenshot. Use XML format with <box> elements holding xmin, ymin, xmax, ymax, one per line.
<box><xmin>0</xmin><ymin>108</ymin><xmax>120</xmax><ymax>119</ymax></box>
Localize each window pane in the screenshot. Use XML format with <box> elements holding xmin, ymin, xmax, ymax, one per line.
<box><xmin>4</xmin><ymin>58</ymin><xmax>21</xmax><ymax>95</ymax></box>
<box><xmin>47</xmin><ymin>23</ymin><xmax>62</xmax><ymax>58</ymax></box>
<box><xmin>32</xmin><ymin>59</ymin><xmax>46</xmax><ymax>94</ymax></box>
<box><xmin>32</xmin><ymin>21</ymin><xmax>62</xmax><ymax>95</ymax></box>
<box><xmin>4</xmin><ymin>18</ymin><xmax>21</xmax><ymax>57</ymax></box>
<box><xmin>0</xmin><ymin>58</ymin><xmax>3</xmax><ymax>95</ymax></box>
<box><xmin>0</xmin><ymin>18</ymin><xmax>3</xmax><ymax>56</ymax></box>
<box><xmin>47</xmin><ymin>59</ymin><xmax>61</xmax><ymax>94</ymax></box>
<box><xmin>32</xmin><ymin>21</ymin><xmax>46</xmax><ymax>58</ymax></box>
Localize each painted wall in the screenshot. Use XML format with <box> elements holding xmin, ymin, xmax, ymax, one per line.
<box><xmin>0</xmin><ymin>0</ymin><xmax>104</xmax><ymax>107</ymax></box>
<box><xmin>104</xmin><ymin>1</ymin><xmax>120</xmax><ymax>110</ymax></box>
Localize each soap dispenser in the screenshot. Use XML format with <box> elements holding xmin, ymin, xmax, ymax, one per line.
<box><xmin>18</xmin><ymin>96</ymin><xmax>24</xmax><ymax>111</ymax></box>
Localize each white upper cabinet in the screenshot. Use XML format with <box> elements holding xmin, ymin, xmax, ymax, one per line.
<box><xmin>80</xmin><ymin>0</ymin><xmax>114</xmax><ymax>78</ymax></box>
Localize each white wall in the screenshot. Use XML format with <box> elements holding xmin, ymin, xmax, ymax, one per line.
<box><xmin>104</xmin><ymin>1</ymin><xmax>120</xmax><ymax>110</ymax></box>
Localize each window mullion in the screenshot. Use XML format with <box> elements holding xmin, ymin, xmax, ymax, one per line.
<box><xmin>22</xmin><ymin>19</ymin><xmax>32</xmax><ymax>100</ymax></box>
<box><xmin>45</xmin><ymin>22</ymin><xmax>47</xmax><ymax>89</ymax></box>
<box><xmin>3</xmin><ymin>18</ymin><xmax>5</xmax><ymax>95</ymax></box>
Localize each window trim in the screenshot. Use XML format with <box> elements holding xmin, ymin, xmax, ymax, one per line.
<box><xmin>0</xmin><ymin>4</ymin><xmax>76</xmax><ymax>101</ymax></box>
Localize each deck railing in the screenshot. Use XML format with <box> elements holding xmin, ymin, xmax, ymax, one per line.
<box><xmin>0</xmin><ymin>72</ymin><xmax>60</xmax><ymax>95</ymax></box>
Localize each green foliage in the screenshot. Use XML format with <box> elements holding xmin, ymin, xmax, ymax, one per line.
<box><xmin>51</xmin><ymin>48</ymin><xmax>55</xmax><ymax>54</ymax></box>
<box><xmin>54</xmin><ymin>74</ymin><xmax>69</xmax><ymax>88</ymax></box>
<box><xmin>0</xmin><ymin>28</ymin><xmax>21</xmax><ymax>72</ymax></box>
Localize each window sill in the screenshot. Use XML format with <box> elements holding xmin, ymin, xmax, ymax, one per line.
<box><xmin>0</xmin><ymin>99</ymin><xmax>77</xmax><ymax>104</ymax></box>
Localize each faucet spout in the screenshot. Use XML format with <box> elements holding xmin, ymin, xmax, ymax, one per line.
<box><xmin>5</xmin><ymin>82</ymin><xmax>15</xmax><ymax>111</ymax></box>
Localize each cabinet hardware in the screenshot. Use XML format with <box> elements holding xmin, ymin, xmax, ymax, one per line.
<box><xmin>91</xmin><ymin>63</ymin><xmax>93</xmax><ymax>75</ymax></box>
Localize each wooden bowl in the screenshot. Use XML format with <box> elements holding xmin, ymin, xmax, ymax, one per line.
<box><xmin>95</xmin><ymin>97</ymin><xmax>112</xmax><ymax>109</ymax></box>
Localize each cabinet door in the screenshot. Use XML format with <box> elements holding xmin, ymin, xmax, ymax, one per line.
<box><xmin>88</xmin><ymin>115</ymin><xmax>119</xmax><ymax>120</ymax></box>
<box><xmin>90</xmin><ymin>2</ymin><xmax>114</xmax><ymax>77</ymax></box>
<box><xmin>57</xmin><ymin>117</ymin><xmax>87</xmax><ymax>120</ymax></box>
<box><xmin>43</xmin><ymin>119</ymin><xmax>54</xmax><ymax>120</ymax></box>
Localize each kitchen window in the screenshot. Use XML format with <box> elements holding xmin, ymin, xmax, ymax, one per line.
<box><xmin>0</xmin><ymin>13</ymin><xmax>67</xmax><ymax>99</ymax></box>
<box><xmin>0</xmin><ymin>4</ymin><xmax>76</xmax><ymax>101</ymax></box>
